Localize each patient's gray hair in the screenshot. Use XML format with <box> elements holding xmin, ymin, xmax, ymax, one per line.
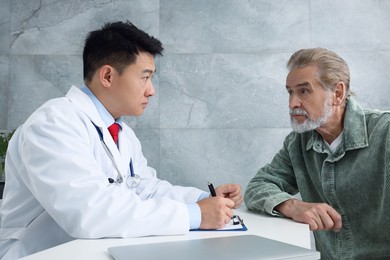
<box><xmin>287</xmin><ymin>48</ymin><xmax>353</xmax><ymax>100</ymax></box>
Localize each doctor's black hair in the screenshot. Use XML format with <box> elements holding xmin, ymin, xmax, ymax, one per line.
<box><xmin>83</xmin><ymin>20</ymin><xmax>163</xmax><ymax>82</ymax></box>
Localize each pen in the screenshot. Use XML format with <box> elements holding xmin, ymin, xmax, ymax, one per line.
<box><xmin>130</xmin><ymin>158</ymin><xmax>135</xmax><ymax>177</ymax></box>
<box><xmin>208</xmin><ymin>182</ymin><xmax>216</xmax><ymax>197</ymax></box>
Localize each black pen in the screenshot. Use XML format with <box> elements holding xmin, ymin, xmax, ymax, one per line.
<box><xmin>208</xmin><ymin>182</ymin><xmax>216</xmax><ymax>197</ymax></box>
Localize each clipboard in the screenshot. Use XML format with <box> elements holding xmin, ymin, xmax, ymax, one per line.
<box><xmin>190</xmin><ymin>215</ymin><xmax>248</xmax><ymax>231</ymax></box>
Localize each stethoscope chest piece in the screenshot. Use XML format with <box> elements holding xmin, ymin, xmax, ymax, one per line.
<box><xmin>126</xmin><ymin>174</ymin><xmax>141</xmax><ymax>188</ymax></box>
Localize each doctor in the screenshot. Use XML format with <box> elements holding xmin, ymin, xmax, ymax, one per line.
<box><xmin>0</xmin><ymin>21</ymin><xmax>242</xmax><ymax>259</ymax></box>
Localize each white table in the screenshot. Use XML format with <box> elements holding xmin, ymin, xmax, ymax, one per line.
<box><xmin>21</xmin><ymin>208</ymin><xmax>313</xmax><ymax>260</ymax></box>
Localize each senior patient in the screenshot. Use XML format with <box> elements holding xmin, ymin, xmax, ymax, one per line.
<box><xmin>0</xmin><ymin>21</ymin><xmax>242</xmax><ymax>259</ymax></box>
<box><xmin>245</xmin><ymin>48</ymin><xmax>390</xmax><ymax>259</ymax></box>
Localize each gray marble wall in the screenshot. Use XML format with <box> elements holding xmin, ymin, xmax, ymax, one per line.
<box><xmin>1</xmin><ymin>0</ymin><xmax>390</xmax><ymax>191</ymax></box>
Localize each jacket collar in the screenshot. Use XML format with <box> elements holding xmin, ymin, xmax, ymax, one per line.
<box><xmin>306</xmin><ymin>97</ymin><xmax>368</xmax><ymax>152</ymax></box>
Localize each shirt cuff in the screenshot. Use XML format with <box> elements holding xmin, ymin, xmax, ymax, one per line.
<box><xmin>271</xmin><ymin>209</ymin><xmax>284</xmax><ymax>217</ymax></box>
<box><xmin>187</xmin><ymin>203</ymin><xmax>202</xmax><ymax>229</ymax></box>
<box><xmin>198</xmin><ymin>192</ymin><xmax>210</xmax><ymax>201</ymax></box>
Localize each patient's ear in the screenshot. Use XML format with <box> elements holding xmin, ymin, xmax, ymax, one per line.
<box><xmin>333</xmin><ymin>82</ymin><xmax>345</xmax><ymax>106</ymax></box>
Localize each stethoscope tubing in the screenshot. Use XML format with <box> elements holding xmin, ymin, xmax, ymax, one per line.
<box><xmin>100</xmin><ymin>140</ymin><xmax>124</xmax><ymax>183</ymax></box>
<box><xmin>93</xmin><ymin>122</ymin><xmax>140</xmax><ymax>188</ymax></box>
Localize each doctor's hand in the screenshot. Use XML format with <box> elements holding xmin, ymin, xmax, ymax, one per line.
<box><xmin>275</xmin><ymin>199</ymin><xmax>342</xmax><ymax>232</ymax></box>
<box><xmin>215</xmin><ymin>184</ymin><xmax>243</xmax><ymax>209</ymax></box>
<box><xmin>197</xmin><ymin>197</ymin><xmax>235</xmax><ymax>229</ymax></box>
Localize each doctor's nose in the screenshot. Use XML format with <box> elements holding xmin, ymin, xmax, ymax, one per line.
<box><xmin>145</xmin><ymin>81</ymin><xmax>156</xmax><ymax>97</ymax></box>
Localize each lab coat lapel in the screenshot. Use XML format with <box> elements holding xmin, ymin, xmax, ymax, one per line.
<box><xmin>117</xmin><ymin>130</ymin><xmax>132</xmax><ymax>176</ymax></box>
<box><xmin>101</xmin><ymin>127</ymin><xmax>122</xmax><ymax>163</ymax></box>
<box><xmin>100</xmin><ymin>128</ymin><xmax>131</xmax><ymax>180</ymax></box>
<box><xmin>65</xmin><ymin>86</ymin><xmax>123</xmax><ymax>171</ymax></box>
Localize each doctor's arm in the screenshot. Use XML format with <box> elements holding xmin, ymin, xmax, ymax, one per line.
<box><xmin>19</xmin><ymin>111</ymin><xmax>195</xmax><ymax>238</ymax></box>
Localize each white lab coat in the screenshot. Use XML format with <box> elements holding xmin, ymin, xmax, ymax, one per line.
<box><xmin>0</xmin><ymin>86</ymin><xmax>205</xmax><ymax>259</ymax></box>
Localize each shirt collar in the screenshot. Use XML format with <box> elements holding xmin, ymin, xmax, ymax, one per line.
<box><xmin>80</xmin><ymin>84</ymin><xmax>123</xmax><ymax>129</ymax></box>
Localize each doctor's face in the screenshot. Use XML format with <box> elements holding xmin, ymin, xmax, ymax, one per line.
<box><xmin>110</xmin><ymin>51</ymin><xmax>156</xmax><ymax>117</ymax></box>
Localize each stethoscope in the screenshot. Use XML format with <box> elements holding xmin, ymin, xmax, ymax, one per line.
<box><xmin>93</xmin><ymin>123</ymin><xmax>141</xmax><ymax>188</ymax></box>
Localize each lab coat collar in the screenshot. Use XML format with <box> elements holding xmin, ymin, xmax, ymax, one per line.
<box><xmin>79</xmin><ymin>84</ymin><xmax>124</xmax><ymax>129</ymax></box>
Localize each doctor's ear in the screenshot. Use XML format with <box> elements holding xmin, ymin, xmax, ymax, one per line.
<box><xmin>99</xmin><ymin>65</ymin><xmax>114</xmax><ymax>88</ymax></box>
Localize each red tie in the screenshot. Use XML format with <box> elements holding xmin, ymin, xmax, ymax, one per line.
<box><xmin>108</xmin><ymin>123</ymin><xmax>120</xmax><ymax>144</ymax></box>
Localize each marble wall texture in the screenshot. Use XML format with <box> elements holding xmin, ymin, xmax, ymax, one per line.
<box><xmin>1</xmin><ymin>0</ymin><xmax>390</xmax><ymax>191</ymax></box>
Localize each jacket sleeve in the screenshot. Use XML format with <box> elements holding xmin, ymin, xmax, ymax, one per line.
<box><xmin>244</xmin><ymin>133</ymin><xmax>299</xmax><ymax>216</ymax></box>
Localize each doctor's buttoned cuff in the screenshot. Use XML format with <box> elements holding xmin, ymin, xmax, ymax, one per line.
<box><xmin>187</xmin><ymin>192</ymin><xmax>209</xmax><ymax>229</ymax></box>
<box><xmin>187</xmin><ymin>203</ymin><xmax>202</xmax><ymax>229</ymax></box>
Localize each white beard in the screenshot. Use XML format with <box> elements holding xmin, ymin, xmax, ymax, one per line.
<box><xmin>290</xmin><ymin>96</ymin><xmax>333</xmax><ymax>133</ymax></box>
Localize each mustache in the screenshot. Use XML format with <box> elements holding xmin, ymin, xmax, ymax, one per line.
<box><xmin>290</xmin><ymin>108</ymin><xmax>308</xmax><ymax>116</ymax></box>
